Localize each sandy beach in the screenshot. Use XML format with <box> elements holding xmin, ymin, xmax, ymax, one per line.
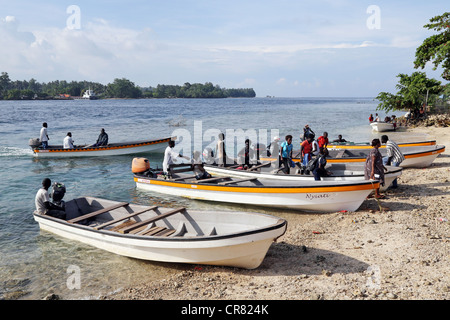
<box><xmin>107</xmin><ymin>125</ymin><xmax>449</xmax><ymax>301</ymax></box>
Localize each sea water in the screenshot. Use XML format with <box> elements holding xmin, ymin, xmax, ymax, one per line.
<box><xmin>0</xmin><ymin>97</ymin><xmax>425</xmax><ymax>299</ymax></box>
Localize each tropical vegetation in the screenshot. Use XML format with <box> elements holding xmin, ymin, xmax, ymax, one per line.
<box><xmin>376</xmin><ymin>12</ymin><xmax>450</xmax><ymax>113</ymax></box>
<box><xmin>0</xmin><ymin>72</ymin><xmax>256</xmax><ymax>100</ymax></box>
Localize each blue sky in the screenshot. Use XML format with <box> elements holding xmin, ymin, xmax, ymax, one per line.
<box><xmin>0</xmin><ymin>0</ymin><xmax>448</xmax><ymax>97</ymax></box>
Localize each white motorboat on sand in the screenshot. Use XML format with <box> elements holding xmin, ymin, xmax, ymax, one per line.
<box><xmin>34</xmin><ymin>196</ymin><xmax>287</xmax><ymax>269</ymax></box>
<box><xmin>133</xmin><ymin>161</ymin><xmax>380</xmax><ymax>213</ymax></box>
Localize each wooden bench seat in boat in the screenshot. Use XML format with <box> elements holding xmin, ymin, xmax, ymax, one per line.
<box><xmin>218</xmin><ymin>178</ymin><xmax>258</xmax><ymax>185</ymax></box>
<box><xmin>94</xmin><ymin>205</ymin><xmax>158</xmax><ymax>230</ymax></box>
<box><xmin>189</xmin><ymin>176</ymin><xmax>231</xmax><ymax>184</ymax></box>
<box><xmin>170</xmin><ymin>175</ymin><xmax>197</xmax><ymax>181</ymax></box>
<box><xmin>118</xmin><ymin>207</ymin><xmax>186</xmax><ymax>234</ymax></box>
<box><xmin>68</xmin><ymin>202</ymin><xmax>129</xmax><ymax>224</ymax></box>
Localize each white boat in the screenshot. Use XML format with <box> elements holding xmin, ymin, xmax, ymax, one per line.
<box><xmin>29</xmin><ymin>137</ymin><xmax>172</xmax><ymax>158</ymax></box>
<box><xmin>370</xmin><ymin>122</ymin><xmax>394</xmax><ymax>132</ymax></box>
<box><xmin>82</xmin><ymin>88</ymin><xmax>98</xmax><ymax>100</ymax></box>
<box><xmin>204</xmin><ymin>162</ymin><xmax>402</xmax><ymax>192</ymax></box>
<box><xmin>133</xmin><ymin>164</ymin><xmax>380</xmax><ymax>213</ymax></box>
<box><xmin>328</xmin><ymin>140</ymin><xmax>436</xmax><ymax>150</ymax></box>
<box><xmin>261</xmin><ymin>145</ymin><xmax>445</xmax><ymax>168</ymax></box>
<box><xmin>33</xmin><ymin>197</ymin><xmax>287</xmax><ymax>269</ymax></box>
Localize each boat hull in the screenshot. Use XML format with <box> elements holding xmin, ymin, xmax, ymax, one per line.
<box><xmin>260</xmin><ymin>145</ymin><xmax>445</xmax><ymax>168</ymax></box>
<box><xmin>32</xmin><ymin>137</ymin><xmax>171</xmax><ymax>158</ymax></box>
<box><xmin>370</xmin><ymin>122</ymin><xmax>394</xmax><ymax>132</ymax></box>
<box><xmin>328</xmin><ymin>140</ymin><xmax>436</xmax><ymax>150</ymax></box>
<box><xmin>134</xmin><ymin>177</ymin><xmax>379</xmax><ymax>212</ymax></box>
<box><xmin>205</xmin><ymin>164</ymin><xmax>402</xmax><ymax>192</ymax></box>
<box><xmin>34</xmin><ymin>200</ymin><xmax>287</xmax><ymax>269</ymax></box>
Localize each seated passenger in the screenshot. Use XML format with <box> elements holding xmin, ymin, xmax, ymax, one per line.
<box><xmin>35</xmin><ymin>178</ymin><xmax>66</xmax><ymax>219</ymax></box>
<box><xmin>92</xmin><ymin>128</ymin><xmax>108</xmax><ymax>147</ymax></box>
<box><xmin>63</xmin><ymin>132</ymin><xmax>74</xmax><ymax>149</ymax></box>
<box><xmin>191</xmin><ymin>151</ymin><xmax>211</xmax><ymax>180</ymax></box>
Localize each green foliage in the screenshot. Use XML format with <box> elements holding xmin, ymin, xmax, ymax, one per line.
<box><xmin>414</xmin><ymin>12</ymin><xmax>450</xmax><ymax>81</ymax></box>
<box><xmin>376</xmin><ymin>72</ymin><xmax>442</xmax><ymax>112</ymax></box>
<box><xmin>0</xmin><ymin>72</ymin><xmax>256</xmax><ymax>100</ymax></box>
<box><xmin>106</xmin><ymin>78</ymin><xmax>142</xmax><ymax>98</ymax></box>
<box><xmin>143</xmin><ymin>82</ymin><xmax>255</xmax><ymax>99</ymax></box>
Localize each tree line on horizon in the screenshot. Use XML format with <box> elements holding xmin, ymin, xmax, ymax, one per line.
<box><xmin>0</xmin><ymin>73</ymin><xmax>256</xmax><ymax>100</ymax></box>
<box><xmin>376</xmin><ymin>12</ymin><xmax>450</xmax><ymax>114</ymax></box>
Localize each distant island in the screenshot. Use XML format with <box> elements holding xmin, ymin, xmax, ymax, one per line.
<box><xmin>0</xmin><ymin>72</ymin><xmax>256</xmax><ymax>100</ymax></box>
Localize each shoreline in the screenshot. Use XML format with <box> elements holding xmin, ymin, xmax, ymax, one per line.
<box><xmin>103</xmin><ymin>125</ymin><xmax>449</xmax><ymax>300</ymax></box>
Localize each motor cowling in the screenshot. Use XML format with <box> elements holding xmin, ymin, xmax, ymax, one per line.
<box><xmin>132</xmin><ymin>157</ymin><xmax>150</xmax><ymax>173</ymax></box>
<box><xmin>29</xmin><ymin>138</ymin><xmax>41</xmax><ymax>148</ymax></box>
<box><xmin>51</xmin><ymin>182</ymin><xmax>66</xmax><ymax>209</ymax></box>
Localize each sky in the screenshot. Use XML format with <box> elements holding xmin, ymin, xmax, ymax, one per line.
<box><xmin>0</xmin><ymin>0</ymin><xmax>448</xmax><ymax>97</ymax></box>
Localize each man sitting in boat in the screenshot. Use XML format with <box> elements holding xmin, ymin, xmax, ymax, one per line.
<box><xmin>35</xmin><ymin>178</ymin><xmax>66</xmax><ymax>220</ymax></box>
<box><xmin>92</xmin><ymin>128</ymin><xmax>108</xmax><ymax>147</ymax></box>
<box><xmin>63</xmin><ymin>132</ymin><xmax>74</xmax><ymax>149</ymax></box>
<box><xmin>312</xmin><ymin>147</ymin><xmax>331</xmax><ymax>181</ymax></box>
<box><xmin>332</xmin><ymin>135</ymin><xmax>347</xmax><ymax>143</ymax></box>
<box><xmin>191</xmin><ymin>151</ymin><xmax>212</xmax><ymax>180</ymax></box>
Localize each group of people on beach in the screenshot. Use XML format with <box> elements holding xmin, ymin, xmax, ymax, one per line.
<box><xmin>39</xmin><ymin>123</ymin><xmax>109</xmax><ymax>149</ymax></box>
<box><xmin>162</xmin><ymin>125</ymin><xmax>350</xmax><ymax>182</ymax></box>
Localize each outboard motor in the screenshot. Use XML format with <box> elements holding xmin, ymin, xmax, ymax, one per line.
<box><xmin>28</xmin><ymin>138</ymin><xmax>41</xmax><ymax>149</ymax></box>
<box><xmin>51</xmin><ymin>182</ymin><xmax>66</xmax><ymax>210</ymax></box>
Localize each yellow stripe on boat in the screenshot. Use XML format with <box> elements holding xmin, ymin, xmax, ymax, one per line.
<box><xmin>134</xmin><ymin>177</ymin><xmax>379</xmax><ymax>193</ymax></box>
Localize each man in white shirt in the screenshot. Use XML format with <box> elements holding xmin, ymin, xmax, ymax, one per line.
<box><xmin>40</xmin><ymin>122</ymin><xmax>49</xmax><ymax>149</ymax></box>
<box><xmin>163</xmin><ymin>140</ymin><xmax>187</xmax><ymax>177</ymax></box>
<box><xmin>63</xmin><ymin>132</ymin><xmax>74</xmax><ymax>148</ymax></box>
<box><xmin>35</xmin><ymin>178</ymin><xmax>66</xmax><ymax>219</ymax></box>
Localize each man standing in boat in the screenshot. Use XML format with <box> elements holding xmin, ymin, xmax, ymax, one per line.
<box><xmin>39</xmin><ymin>122</ymin><xmax>49</xmax><ymax>149</ymax></box>
<box><xmin>381</xmin><ymin>135</ymin><xmax>404</xmax><ymax>188</ymax></box>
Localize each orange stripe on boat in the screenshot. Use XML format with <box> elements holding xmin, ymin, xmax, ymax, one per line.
<box><xmin>134</xmin><ymin>177</ymin><xmax>379</xmax><ymax>193</ymax></box>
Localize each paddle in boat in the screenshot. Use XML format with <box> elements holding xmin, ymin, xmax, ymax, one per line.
<box><xmin>132</xmin><ymin>159</ymin><xmax>380</xmax><ymax>213</ymax></box>
<box><xmin>204</xmin><ymin>162</ymin><xmax>402</xmax><ymax>192</ymax></box>
<box><xmin>261</xmin><ymin>145</ymin><xmax>445</xmax><ymax>168</ymax></box>
<box><xmin>33</xmin><ymin>195</ymin><xmax>287</xmax><ymax>269</ymax></box>
<box><xmin>370</xmin><ymin>122</ymin><xmax>394</xmax><ymax>132</ymax></box>
<box><xmin>29</xmin><ymin>137</ymin><xmax>173</xmax><ymax>158</ymax></box>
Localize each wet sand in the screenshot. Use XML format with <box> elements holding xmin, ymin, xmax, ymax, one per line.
<box><xmin>106</xmin><ymin>125</ymin><xmax>449</xmax><ymax>300</ymax></box>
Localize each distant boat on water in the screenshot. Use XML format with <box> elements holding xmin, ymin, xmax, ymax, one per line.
<box><xmin>82</xmin><ymin>88</ymin><xmax>98</xmax><ymax>100</ymax></box>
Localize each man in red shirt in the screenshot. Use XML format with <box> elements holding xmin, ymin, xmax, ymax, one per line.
<box><xmin>299</xmin><ymin>135</ymin><xmax>313</xmax><ymax>166</ymax></box>
<box><xmin>317</xmin><ymin>132</ymin><xmax>329</xmax><ymax>149</ymax></box>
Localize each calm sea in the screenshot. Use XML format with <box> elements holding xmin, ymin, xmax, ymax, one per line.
<box><xmin>0</xmin><ymin>97</ymin><xmax>423</xmax><ymax>299</ymax></box>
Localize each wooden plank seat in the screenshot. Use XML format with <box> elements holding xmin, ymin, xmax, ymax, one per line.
<box><xmin>171</xmin><ymin>175</ymin><xmax>197</xmax><ymax>181</ymax></box>
<box><xmin>118</xmin><ymin>207</ymin><xmax>186</xmax><ymax>234</ymax></box>
<box><xmin>219</xmin><ymin>178</ymin><xmax>258</xmax><ymax>185</ymax></box>
<box><xmin>138</xmin><ymin>226</ymin><xmax>175</xmax><ymax>237</ymax></box>
<box><xmin>68</xmin><ymin>202</ymin><xmax>129</xmax><ymax>224</ymax></box>
<box><xmin>94</xmin><ymin>206</ymin><xmax>158</xmax><ymax>230</ymax></box>
<box><xmin>189</xmin><ymin>176</ymin><xmax>231</xmax><ymax>184</ymax></box>
<box><xmin>336</xmin><ymin>150</ymin><xmax>346</xmax><ymax>158</ymax></box>
<box><xmin>247</xmin><ymin>162</ymin><xmax>270</xmax><ymax>171</ymax></box>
